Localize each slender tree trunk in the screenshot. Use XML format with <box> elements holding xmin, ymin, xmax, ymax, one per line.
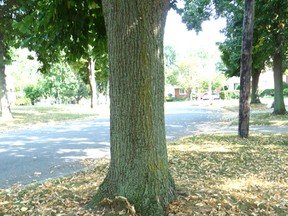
<box><xmin>92</xmin><ymin>1</ymin><xmax>175</xmax><ymax>215</ymax></box>
<box><xmin>238</xmin><ymin>0</ymin><xmax>255</xmax><ymax>138</ymax></box>
<box><xmin>0</xmin><ymin>33</ymin><xmax>12</xmax><ymax>120</ymax></box>
<box><xmin>272</xmin><ymin>51</ymin><xmax>286</xmax><ymax>114</ymax></box>
<box><xmin>105</xmin><ymin>80</ymin><xmax>109</xmax><ymax>104</ymax></box>
<box><xmin>250</xmin><ymin>69</ymin><xmax>261</xmax><ymax>104</ymax></box>
<box><xmin>87</xmin><ymin>58</ymin><xmax>97</xmax><ymax>109</ymax></box>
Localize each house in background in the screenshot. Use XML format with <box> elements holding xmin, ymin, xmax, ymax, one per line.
<box><xmin>165</xmin><ymin>70</ymin><xmax>288</xmax><ymax>100</ymax></box>
<box><xmin>165</xmin><ymin>85</ymin><xmax>188</xmax><ymax>99</ymax></box>
<box><xmin>225</xmin><ymin>70</ymin><xmax>288</xmax><ymax>91</ymax></box>
<box><xmin>258</xmin><ymin>69</ymin><xmax>285</xmax><ymax>90</ymax></box>
<box><xmin>225</xmin><ymin>76</ymin><xmax>240</xmax><ymax>90</ymax></box>
<box><xmin>174</xmin><ymin>87</ymin><xmax>188</xmax><ymax>98</ymax></box>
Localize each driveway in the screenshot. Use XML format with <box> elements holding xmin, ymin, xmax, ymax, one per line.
<box><xmin>1</xmin><ymin>101</ymin><xmax>277</xmax><ymax>188</ymax></box>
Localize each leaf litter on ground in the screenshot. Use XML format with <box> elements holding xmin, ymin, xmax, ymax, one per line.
<box><xmin>0</xmin><ymin>134</ymin><xmax>287</xmax><ymax>215</ymax></box>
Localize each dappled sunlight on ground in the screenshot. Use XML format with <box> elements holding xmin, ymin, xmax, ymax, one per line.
<box><xmin>269</xmin><ymin>119</ymin><xmax>288</xmax><ymax>126</ymax></box>
<box><xmin>0</xmin><ymin>134</ymin><xmax>287</xmax><ymax>215</ymax></box>
<box><xmin>169</xmin><ymin>143</ymin><xmax>243</xmax><ymax>153</ymax></box>
<box><xmin>168</xmin><ymin>134</ymin><xmax>288</xmax><ymax>215</ymax></box>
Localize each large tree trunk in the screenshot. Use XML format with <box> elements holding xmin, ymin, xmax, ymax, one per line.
<box><xmin>0</xmin><ymin>33</ymin><xmax>12</xmax><ymax>120</ymax></box>
<box><xmin>92</xmin><ymin>0</ymin><xmax>175</xmax><ymax>215</ymax></box>
<box><xmin>238</xmin><ymin>0</ymin><xmax>255</xmax><ymax>138</ymax></box>
<box><xmin>87</xmin><ymin>58</ymin><xmax>97</xmax><ymax>109</ymax></box>
<box><xmin>250</xmin><ymin>69</ymin><xmax>261</xmax><ymax>104</ymax></box>
<box><xmin>272</xmin><ymin>51</ymin><xmax>286</xmax><ymax>114</ymax></box>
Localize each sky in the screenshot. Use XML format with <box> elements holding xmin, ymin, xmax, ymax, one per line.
<box><xmin>164</xmin><ymin>8</ymin><xmax>227</xmax><ymax>58</ymax></box>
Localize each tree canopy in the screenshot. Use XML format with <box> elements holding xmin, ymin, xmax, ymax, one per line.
<box><xmin>216</xmin><ymin>0</ymin><xmax>266</xmax><ymax>104</ymax></box>
<box><xmin>14</xmin><ymin>0</ymin><xmax>108</xmax><ymax>108</ymax></box>
<box><xmin>0</xmin><ymin>0</ymin><xmax>25</xmax><ymax>119</ymax></box>
<box><xmin>15</xmin><ymin>0</ymin><xmax>106</xmax><ymax>70</ymax></box>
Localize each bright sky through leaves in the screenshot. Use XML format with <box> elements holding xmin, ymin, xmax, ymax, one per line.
<box><xmin>164</xmin><ymin>9</ymin><xmax>226</xmax><ymax>57</ymax></box>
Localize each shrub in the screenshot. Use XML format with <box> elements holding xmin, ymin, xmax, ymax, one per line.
<box><xmin>283</xmin><ymin>88</ymin><xmax>288</xmax><ymax>97</ymax></box>
<box><xmin>24</xmin><ymin>84</ymin><xmax>43</xmax><ymax>105</ymax></box>
<box><xmin>165</xmin><ymin>96</ymin><xmax>173</xmax><ymax>102</ymax></box>
<box><xmin>260</xmin><ymin>89</ymin><xmax>274</xmax><ymax>97</ymax></box>
<box><xmin>220</xmin><ymin>90</ymin><xmax>240</xmax><ymax>100</ymax></box>
<box><xmin>174</xmin><ymin>97</ymin><xmax>189</xmax><ymax>102</ymax></box>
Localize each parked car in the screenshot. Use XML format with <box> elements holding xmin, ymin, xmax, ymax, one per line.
<box><xmin>201</xmin><ymin>92</ymin><xmax>220</xmax><ymax>100</ymax></box>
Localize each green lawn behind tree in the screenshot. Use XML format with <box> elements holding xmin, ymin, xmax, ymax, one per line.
<box><xmin>0</xmin><ymin>105</ymin><xmax>102</xmax><ymax>133</ymax></box>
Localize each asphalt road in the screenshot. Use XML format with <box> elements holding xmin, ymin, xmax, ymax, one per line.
<box><xmin>0</xmin><ymin>102</ymin><xmax>224</xmax><ymax>188</ymax></box>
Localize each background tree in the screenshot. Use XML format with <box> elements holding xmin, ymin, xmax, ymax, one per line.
<box><xmin>164</xmin><ymin>45</ymin><xmax>177</xmax><ymax>68</ymax></box>
<box><xmin>4</xmin><ymin>48</ymin><xmax>43</xmax><ymax>106</ymax></box>
<box><xmin>262</xmin><ymin>0</ymin><xmax>288</xmax><ymax>114</ymax></box>
<box><xmin>91</xmin><ymin>1</ymin><xmax>176</xmax><ymax>215</ymax></box>
<box><xmin>70</xmin><ymin>46</ymin><xmax>109</xmax><ymax>104</ymax></box>
<box><xmin>0</xmin><ymin>0</ymin><xmax>22</xmax><ymax>119</ymax></box>
<box><xmin>182</xmin><ymin>0</ymin><xmax>288</xmax><ymax>114</ymax></box>
<box><xmin>166</xmin><ymin>51</ymin><xmax>210</xmax><ymax>97</ymax></box>
<box><xmin>181</xmin><ymin>0</ymin><xmax>256</xmax><ymax>137</ymax></box>
<box><xmin>71</xmin><ymin>79</ymin><xmax>90</xmax><ymax>104</ymax></box>
<box><xmin>217</xmin><ymin>0</ymin><xmax>267</xmax><ymax>104</ymax></box>
<box><xmin>23</xmin><ymin>84</ymin><xmax>42</xmax><ymax>105</ymax></box>
<box><xmin>16</xmin><ymin>0</ymin><xmax>107</xmax><ymax>109</ymax></box>
<box><xmin>19</xmin><ymin>60</ymin><xmax>90</xmax><ymax>105</ymax></box>
<box><xmin>238</xmin><ymin>0</ymin><xmax>255</xmax><ymax>138</ymax></box>
<box><xmin>0</xmin><ymin>33</ymin><xmax>12</xmax><ymax>119</ymax></box>
<box><xmin>35</xmin><ymin>62</ymin><xmax>89</xmax><ymax>104</ymax></box>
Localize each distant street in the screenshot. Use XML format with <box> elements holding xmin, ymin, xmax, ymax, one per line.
<box><xmin>0</xmin><ymin>102</ymin><xmax>224</xmax><ymax>188</ymax></box>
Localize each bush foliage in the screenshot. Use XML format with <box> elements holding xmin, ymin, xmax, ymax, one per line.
<box><xmin>260</xmin><ymin>89</ymin><xmax>274</xmax><ymax>97</ymax></box>
<box><xmin>220</xmin><ymin>90</ymin><xmax>240</xmax><ymax>100</ymax></box>
<box><xmin>24</xmin><ymin>84</ymin><xmax>43</xmax><ymax>105</ymax></box>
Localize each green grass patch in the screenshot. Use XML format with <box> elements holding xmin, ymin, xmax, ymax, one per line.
<box><xmin>222</xmin><ymin>103</ymin><xmax>288</xmax><ymax>126</ymax></box>
<box><xmin>250</xmin><ymin>112</ymin><xmax>288</xmax><ymax>126</ymax></box>
<box><xmin>0</xmin><ymin>105</ymin><xmax>100</xmax><ymax>133</ymax></box>
<box><xmin>1</xmin><ymin>134</ymin><xmax>287</xmax><ymax>215</ymax></box>
<box><xmin>226</xmin><ymin>112</ymin><xmax>288</xmax><ymax>126</ymax></box>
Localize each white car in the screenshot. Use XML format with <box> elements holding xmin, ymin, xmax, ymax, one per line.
<box><xmin>201</xmin><ymin>92</ymin><xmax>220</xmax><ymax>100</ymax></box>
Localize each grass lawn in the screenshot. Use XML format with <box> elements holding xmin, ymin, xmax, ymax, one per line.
<box><xmin>222</xmin><ymin>103</ymin><xmax>288</xmax><ymax>126</ymax></box>
<box><xmin>0</xmin><ymin>105</ymin><xmax>102</xmax><ymax>133</ymax></box>
<box><xmin>251</xmin><ymin>112</ymin><xmax>288</xmax><ymax>126</ymax></box>
<box><xmin>0</xmin><ymin>134</ymin><xmax>287</xmax><ymax>215</ymax></box>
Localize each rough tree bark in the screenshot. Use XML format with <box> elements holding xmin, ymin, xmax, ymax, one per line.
<box><xmin>250</xmin><ymin>70</ymin><xmax>261</xmax><ymax>104</ymax></box>
<box><xmin>0</xmin><ymin>33</ymin><xmax>12</xmax><ymax>120</ymax></box>
<box><xmin>87</xmin><ymin>58</ymin><xmax>97</xmax><ymax>109</ymax></box>
<box><xmin>238</xmin><ymin>0</ymin><xmax>255</xmax><ymax>138</ymax></box>
<box><xmin>272</xmin><ymin>51</ymin><xmax>286</xmax><ymax>114</ymax></box>
<box><xmin>91</xmin><ymin>0</ymin><xmax>175</xmax><ymax>215</ymax></box>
